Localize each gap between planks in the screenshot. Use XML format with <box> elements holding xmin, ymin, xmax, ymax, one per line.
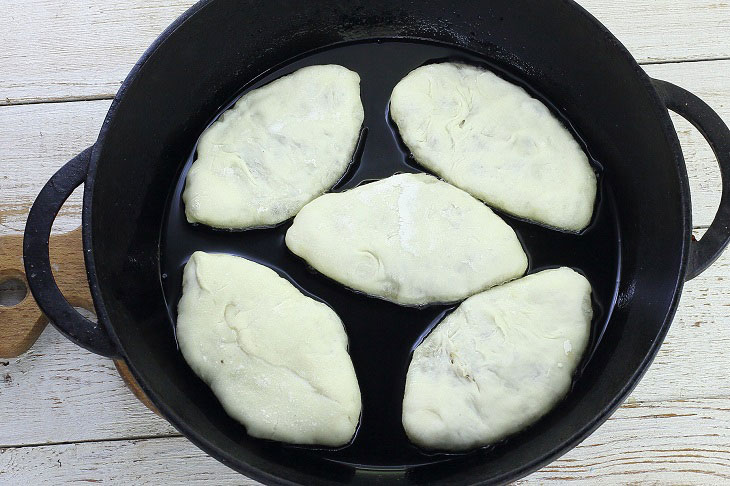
<box><xmin>1</xmin><ymin>57</ymin><xmax>729</xmax><ymax>108</ymax></box>
<box><xmin>0</xmin><ymin>433</ymin><xmax>183</xmax><ymax>452</ymax></box>
<box><xmin>0</xmin><ymin>94</ymin><xmax>116</xmax><ymax>108</ymax></box>
<box><xmin>641</xmin><ymin>55</ymin><xmax>730</xmax><ymax>66</ymax></box>
<box><xmin>0</xmin><ymin>411</ymin><xmax>728</xmax><ymax>485</ymax></box>
<box><xmin>2</xmin><ymin>0</ymin><xmax>730</xmax><ymax>106</ymax></box>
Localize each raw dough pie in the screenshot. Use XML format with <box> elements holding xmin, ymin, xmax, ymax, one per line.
<box><xmin>403</xmin><ymin>267</ymin><xmax>592</xmax><ymax>450</ymax></box>
<box><xmin>184</xmin><ymin>64</ymin><xmax>364</xmax><ymax>229</ymax></box>
<box><xmin>390</xmin><ymin>62</ymin><xmax>597</xmax><ymax>231</ymax></box>
<box><xmin>176</xmin><ymin>251</ymin><xmax>361</xmax><ymax>446</ymax></box>
<box><xmin>285</xmin><ymin>173</ymin><xmax>527</xmax><ymax>306</ymax></box>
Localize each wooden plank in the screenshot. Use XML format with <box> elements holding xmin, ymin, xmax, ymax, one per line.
<box><xmin>517</xmin><ymin>399</ymin><xmax>730</xmax><ymax>484</ymax></box>
<box><xmin>0</xmin><ymin>325</ymin><xmax>177</xmax><ymax>447</ymax></box>
<box><xmin>1</xmin><ymin>61</ymin><xmax>728</xmax><ymax>234</ymax></box>
<box><xmin>579</xmin><ymin>0</ymin><xmax>730</xmax><ymax>64</ymax></box>
<box><xmin>0</xmin><ymin>227</ymin><xmax>93</xmax><ymax>359</ymax></box>
<box><xmin>0</xmin><ymin>395</ymin><xmax>729</xmax><ymax>485</ymax></box>
<box><xmin>0</xmin><ymin>0</ymin><xmax>193</xmax><ymax>106</ymax></box>
<box><xmin>1</xmin><ymin>0</ymin><xmax>729</xmax><ymax>105</ymax></box>
<box><xmin>0</xmin><ymin>437</ymin><xmax>245</xmax><ymax>485</ymax></box>
<box><xmin>0</xmin><ymin>100</ymin><xmax>110</xmax><ymax>235</ymax></box>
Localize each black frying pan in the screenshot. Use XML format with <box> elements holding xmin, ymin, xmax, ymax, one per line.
<box><xmin>23</xmin><ymin>1</ymin><xmax>730</xmax><ymax>484</ymax></box>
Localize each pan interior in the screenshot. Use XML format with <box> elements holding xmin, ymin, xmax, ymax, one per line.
<box><xmin>159</xmin><ymin>40</ymin><xmax>621</xmax><ymax>470</ymax></box>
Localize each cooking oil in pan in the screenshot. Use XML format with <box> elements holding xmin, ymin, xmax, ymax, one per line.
<box><xmin>160</xmin><ymin>40</ymin><xmax>621</xmax><ymax>469</ymax></box>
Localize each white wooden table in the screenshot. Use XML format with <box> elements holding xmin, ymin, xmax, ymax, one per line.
<box><xmin>1</xmin><ymin>1</ymin><xmax>729</xmax><ymax>484</ymax></box>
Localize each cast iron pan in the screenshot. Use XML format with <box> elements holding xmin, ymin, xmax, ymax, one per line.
<box><xmin>22</xmin><ymin>1</ymin><xmax>730</xmax><ymax>484</ymax></box>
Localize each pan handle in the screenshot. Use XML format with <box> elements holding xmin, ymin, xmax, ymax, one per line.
<box><xmin>23</xmin><ymin>147</ymin><xmax>120</xmax><ymax>358</ymax></box>
<box><xmin>652</xmin><ymin>79</ymin><xmax>730</xmax><ymax>281</ymax></box>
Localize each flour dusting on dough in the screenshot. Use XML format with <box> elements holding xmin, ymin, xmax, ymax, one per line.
<box><xmin>391</xmin><ymin>62</ymin><xmax>597</xmax><ymax>231</ymax></box>
<box><xmin>184</xmin><ymin>65</ymin><xmax>364</xmax><ymax>229</ymax></box>
<box><xmin>286</xmin><ymin>173</ymin><xmax>527</xmax><ymax>306</ymax></box>
<box><xmin>177</xmin><ymin>252</ymin><xmax>361</xmax><ymax>446</ymax></box>
<box><xmin>403</xmin><ymin>267</ymin><xmax>592</xmax><ymax>451</ymax></box>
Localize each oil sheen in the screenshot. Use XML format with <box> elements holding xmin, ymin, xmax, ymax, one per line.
<box><xmin>160</xmin><ymin>40</ymin><xmax>621</xmax><ymax>469</ymax></box>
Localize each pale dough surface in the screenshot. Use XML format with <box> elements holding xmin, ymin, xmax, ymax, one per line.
<box><xmin>184</xmin><ymin>65</ymin><xmax>364</xmax><ymax>229</ymax></box>
<box><xmin>285</xmin><ymin>173</ymin><xmax>527</xmax><ymax>306</ymax></box>
<box><xmin>390</xmin><ymin>63</ymin><xmax>597</xmax><ymax>231</ymax></box>
<box><xmin>176</xmin><ymin>251</ymin><xmax>361</xmax><ymax>446</ymax></box>
<box><xmin>403</xmin><ymin>267</ymin><xmax>592</xmax><ymax>451</ymax></box>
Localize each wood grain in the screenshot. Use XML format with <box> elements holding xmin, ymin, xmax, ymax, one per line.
<box><xmin>579</xmin><ymin>0</ymin><xmax>730</xmax><ymax>64</ymax></box>
<box><xmin>516</xmin><ymin>400</ymin><xmax>730</xmax><ymax>484</ymax></box>
<box><xmin>0</xmin><ymin>396</ymin><xmax>729</xmax><ymax>484</ymax></box>
<box><xmin>1</xmin><ymin>0</ymin><xmax>729</xmax><ymax>105</ymax></box>
<box><xmin>0</xmin><ymin>325</ymin><xmax>177</xmax><ymax>447</ymax></box>
<box><xmin>0</xmin><ymin>437</ymin><xmax>245</xmax><ymax>485</ymax></box>
<box><xmin>0</xmin><ymin>100</ymin><xmax>108</xmax><ymax>235</ymax></box>
<box><xmin>0</xmin><ymin>221</ymin><xmax>159</xmax><ymax>415</ymax></box>
<box><xmin>0</xmin><ymin>227</ymin><xmax>92</xmax><ymax>358</ymax></box>
<box><xmin>0</xmin><ymin>0</ymin><xmax>193</xmax><ymax>106</ymax></box>
<box><xmin>113</xmin><ymin>360</ymin><xmax>160</xmax><ymax>416</ymax></box>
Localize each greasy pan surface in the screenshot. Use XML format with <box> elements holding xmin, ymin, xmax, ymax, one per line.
<box><xmin>83</xmin><ymin>0</ymin><xmax>689</xmax><ymax>484</ymax></box>
<box><xmin>161</xmin><ymin>38</ymin><xmax>621</xmax><ymax>470</ymax></box>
